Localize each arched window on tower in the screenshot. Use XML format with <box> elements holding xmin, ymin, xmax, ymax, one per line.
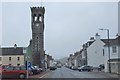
<box><xmin>34</xmin><ymin>14</ymin><xmax>37</xmax><ymax>21</ymax></box>
<box><xmin>39</xmin><ymin>14</ymin><xmax>42</xmax><ymax>22</ymax></box>
<box><xmin>35</xmin><ymin>17</ymin><xmax>37</xmax><ymax>21</ymax></box>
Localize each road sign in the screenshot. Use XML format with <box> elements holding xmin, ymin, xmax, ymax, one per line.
<box><xmin>28</xmin><ymin>62</ymin><xmax>32</xmax><ymax>68</ymax></box>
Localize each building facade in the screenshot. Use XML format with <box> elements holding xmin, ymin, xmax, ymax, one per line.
<box><xmin>0</xmin><ymin>44</ymin><xmax>25</xmax><ymax>66</ymax></box>
<box><xmin>104</xmin><ymin>36</ymin><xmax>120</xmax><ymax>74</ymax></box>
<box><xmin>87</xmin><ymin>33</ymin><xmax>105</xmax><ymax>67</ymax></box>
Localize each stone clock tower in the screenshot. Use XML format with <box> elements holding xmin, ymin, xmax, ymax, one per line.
<box><xmin>31</xmin><ymin>7</ymin><xmax>45</xmax><ymax>68</ymax></box>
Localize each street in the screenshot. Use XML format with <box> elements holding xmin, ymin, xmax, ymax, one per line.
<box><xmin>40</xmin><ymin>67</ymin><xmax>118</xmax><ymax>79</ymax></box>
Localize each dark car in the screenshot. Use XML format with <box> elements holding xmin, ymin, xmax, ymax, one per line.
<box><xmin>50</xmin><ymin>66</ymin><xmax>57</xmax><ymax>70</ymax></box>
<box><xmin>34</xmin><ymin>66</ymin><xmax>43</xmax><ymax>73</ymax></box>
<box><xmin>2</xmin><ymin>66</ymin><xmax>27</xmax><ymax>79</ymax></box>
<box><xmin>29</xmin><ymin>66</ymin><xmax>39</xmax><ymax>75</ymax></box>
<box><xmin>78</xmin><ymin>65</ymin><xmax>93</xmax><ymax>72</ymax></box>
<box><xmin>57</xmin><ymin>64</ymin><xmax>62</xmax><ymax>68</ymax></box>
<box><xmin>39</xmin><ymin>68</ymin><xmax>43</xmax><ymax>72</ymax></box>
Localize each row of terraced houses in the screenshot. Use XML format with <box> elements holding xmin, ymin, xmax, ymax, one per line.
<box><xmin>67</xmin><ymin>33</ymin><xmax>120</xmax><ymax>74</ymax></box>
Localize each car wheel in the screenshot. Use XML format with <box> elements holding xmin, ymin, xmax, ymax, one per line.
<box><xmin>19</xmin><ymin>74</ymin><xmax>26</xmax><ymax>79</ymax></box>
<box><xmin>31</xmin><ymin>71</ymin><xmax>34</xmax><ymax>75</ymax></box>
<box><xmin>79</xmin><ymin>70</ymin><xmax>81</xmax><ymax>72</ymax></box>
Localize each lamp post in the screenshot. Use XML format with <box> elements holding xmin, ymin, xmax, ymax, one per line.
<box><xmin>99</xmin><ymin>28</ymin><xmax>111</xmax><ymax>73</ymax></box>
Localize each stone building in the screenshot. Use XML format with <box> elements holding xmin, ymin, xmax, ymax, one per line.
<box><xmin>0</xmin><ymin>44</ymin><xmax>25</xmax><ymax>66</ymax></box>
<box><xmin>104</xmin><ymin>36</ymin><xmax>120</xmax><ymax>74</ymax></box>
<box><xmin>30</xmin><ymin>6</ymin><xmax>45</xmax><ymax>68</ymax></box>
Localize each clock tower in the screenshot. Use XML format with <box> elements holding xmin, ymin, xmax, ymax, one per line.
<box><xmin>31</xmin><ymin>7</ymin><xmax>45</xmax><ymax>68</ymax></box>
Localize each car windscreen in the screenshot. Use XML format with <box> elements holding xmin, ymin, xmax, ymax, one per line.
<box><xmin>14</xmin><ymin>67</ymin><xmax>20</xmax><ymax>70</ymax></box>
<box><xmin>21</xmin><ymin>66</ymin><xmax>26</xmax><ymax>70</ymax></box>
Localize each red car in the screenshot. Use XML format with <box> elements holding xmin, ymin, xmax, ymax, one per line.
<box><xmin>2</xmin><ymin>66</ymin><xmax>27</xmax><ymax>79</ymax></box>
<box><xmin>0</xmin><ymin>66</ymin><xmax>2</xmax><ymax>78</ymax></box>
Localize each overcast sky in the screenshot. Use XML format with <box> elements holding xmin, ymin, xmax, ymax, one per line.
<box><xmin>1</xmin><ymin>1</ymin><xmax>118</xmax><ymax>59</ymax></box>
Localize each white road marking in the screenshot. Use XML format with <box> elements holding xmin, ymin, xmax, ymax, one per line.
<box><xmin>39</xmin><ymin>72</ymin><xmax>50</xmax><ymax>78</ymax></box>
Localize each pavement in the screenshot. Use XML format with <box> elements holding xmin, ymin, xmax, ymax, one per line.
<box><xmin>29</xmin><ymin>69</ymin><xmax>50</xmax><ymax>78</ymax></box>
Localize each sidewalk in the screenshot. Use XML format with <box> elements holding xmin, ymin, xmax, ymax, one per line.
<box><xmin>29</xmin><ymin>69</ymin><xmax>50</xmax><ymax>78</ymax></box>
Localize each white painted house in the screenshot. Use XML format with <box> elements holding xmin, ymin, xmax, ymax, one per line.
<box><xmin>86</xmin><ymin>33</ymin><xmax>105</xmax><ymax>67</ymax></box>
<box><xmin>104</xmin><ymin>36</ymin><xmax>120</xmax><ymax>74</ymax></box>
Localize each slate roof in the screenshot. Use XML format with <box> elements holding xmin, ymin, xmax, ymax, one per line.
<box><xmin>85</xmin><ymin>37</ymin><xmax>118</xmax><ymax>47</ymax></box>
<box><xmin>102</xmin><ymin>36</ymin><xmax>120</xmax><ymax>46</ymax></box>
<box><xmin>1</xmin><ymin>47</ymin><xmax>24</xmax><ymax>56</ymax></box>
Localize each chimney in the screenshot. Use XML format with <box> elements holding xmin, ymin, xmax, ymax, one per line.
<box><xmin>95</xmin><ymin>33</ymin><xmax>100</xmax><ymax>41</ymax></box>
<box><xmin>90</xmin><ymin>37</ymin><xmax>94</xmax><ymax>41</ymax></box>
<box><xmin>14</xmin><ymin>44</ymin><xmax>17</xmax><ymax>49</ymax></box>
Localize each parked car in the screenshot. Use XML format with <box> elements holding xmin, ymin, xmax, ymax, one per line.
<box><xmin>93</xmin><ymin>67</ymin><xmax>102</xmax><ymax>71</ymax></box>
<box><xmin>2</xmin><ymin>65</ymin><xmax>12</xmax><ymax>69</ymax></box>
<box><xmin>2</xmin><ymin>65</ymin><xmax>27</xmax><ymax>79</ymax></box>
<box><xmin>57</xmin><ymin>64</ymin><xmax>62</xmax><ymax>68</ymax></box>
<box><xmin>39</xmin><ymin>67</ymin><xmax>43</xmax><ymax>72</ymax></box>
<box><xmin>78</xmin><ymin>65</ymin><xmax>93</xmax><ymax>72</ymax></box>
<box><xmin>0</xmin><ymin>66</ymin><xmax>2</xmax><ymax>78</ymax></box>
<box><xmin>69</xmin><ymin>66</ymin><xmax>72</xmax><ymax>69</ymax></box>
<box><xmin>50</xmin><ymin>66</ymin><xmax>57</xmax><ymax>70</ymax></box>
<box><xmin>34</xmin><ymin>66</ymin><xmax>43</xmax><ymax>73</ymax></box>
<box><xmin>71</xmin><ymin>66</ymin><xmax>78</xmax><ymax>70</ymax></box>
<box><xmin>29</xmin><ymin>66</ymin><xmax>40</xmax><ymax>75</ymax></box>
<box><xmin>57</xmin><ymin>65</ymin><xmax>62</xmax><ymax>68</ymax></box>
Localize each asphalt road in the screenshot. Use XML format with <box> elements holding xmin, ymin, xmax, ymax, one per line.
<box><xmin>41</xmin><ymin>66</ymin><xmax>119</xmax><ymax>79</ymax></box>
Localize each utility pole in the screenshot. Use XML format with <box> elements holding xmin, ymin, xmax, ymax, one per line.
<box><xmin>99</xmin><ymin>28</ymin><xmax>111</xmax><ymax>73</ymax></box>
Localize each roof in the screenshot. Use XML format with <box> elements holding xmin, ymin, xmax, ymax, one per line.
<box><xmin>1</xmin><ymin>47</ymin><xmax>24</xmax><ymax>56</ymax></box>
<box><xmin>102</xmin><ymin>36</ymin><xmax>120</xmax><ymax>46</ymax></box>
<box><xmin>84</xmin><ymin>40</ymin><xmax>94</xmax><ymax>48</ymax></box>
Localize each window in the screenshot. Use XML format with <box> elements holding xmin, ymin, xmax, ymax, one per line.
<box><xmin>21</xmin><ymin>66</ymin><xmax>26</xmax><ymax>70</ymax></box>
<box><xmin>7</xmin><ymin>66</ymin><xmax>14</xmax><ymax>70</ymax></box>
<box><xmin>14</xmin><ymin>67</ymin><xmax>20</xmax><ymax>70</ymax></box>
<box><xmin>112</xmin><ymin>46</ymin><xmax>117</xmax><ymax>53</ymax></box>
<box><xmin>34</xmin><ymin>16</ymin><xmax>37</xmax><ymax>21</ymax></box>
<box><xmin>103</xmin><ymin>49</ymin><xmax>105</xmax><ymax>56</ymax></box>
<box><xmin>34</xmin><ymin>14</ymin><xmax>37</xmax><ymax>21</ymax></box>
<box><xmin>17</xmin><ymin>64</ymin><xmax>20</xmax><ymax>66</ymax></box>
<box><xmin>0</xmin><ymin>57</ymin><xmax>1</xmax><ymax>61</ymax></box>
<box><xmin>39</xmin><ymin>14</ymin><xmax>42</xmax><ymax>22</ymax></box>
<box><xmin>17</xmin><ymin>57</ymin><xmax>20</xmax><ymax>61</ymax></box>
<box><xmin>39</xmin><ymin>16</ymin><xmax>42</xmax><ymax>22</ymax></box>
<box><xmin>9</xmin><ymin>57</ymin><xmax>11</xmax><ymax>61</ymax></box>
<box><xmin>37</xmin><ymin>37</ymin><xmax>38</xmax><ymax>39</ymax></box>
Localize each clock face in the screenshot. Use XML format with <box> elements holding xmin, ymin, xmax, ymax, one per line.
<box><xmin>35</xmin><ymin>23</ymin><xmax>39</xmax><ymax>27</ymax></box>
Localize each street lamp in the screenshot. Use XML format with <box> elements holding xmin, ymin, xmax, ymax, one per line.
<box><xmin>99</xmin><ymin>28</ymin><xmax>111</xmax><ymax>73</ymax></box>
